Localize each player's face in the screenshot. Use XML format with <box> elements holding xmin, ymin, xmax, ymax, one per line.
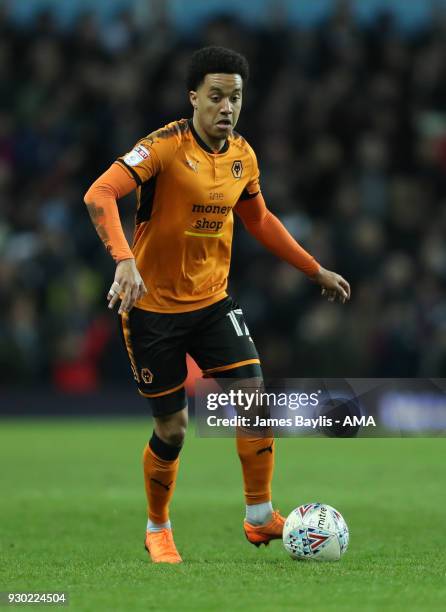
<box><xmin>190</xmin><ymin>73</ymin><xmax>243</xmax><ymax>144</ymax></box>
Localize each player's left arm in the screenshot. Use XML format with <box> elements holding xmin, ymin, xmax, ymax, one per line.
<box><xmin>234</xmin><ymin>193</ymin><xmax>351</xmax><ymax>304</ymax></box>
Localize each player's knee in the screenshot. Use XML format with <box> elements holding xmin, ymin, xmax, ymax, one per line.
<box><xmin>229</xmin><ymin>377</ymin><xmax>271</xmax><ymax>433</ymax></box>
<box><xmin>155</xmin><ymin>409</ymin><xmax>188</xmax><ymax>448</ymax></box>
<box><xmin>156</xmin><ymin>425</ymin><xmax>186</xmax><ymax>448</ymax></box>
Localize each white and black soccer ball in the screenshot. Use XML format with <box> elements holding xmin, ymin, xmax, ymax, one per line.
<box><xmin>283</xmin><ymin>503</ymin><xmax>349</xmax><ymax>561</ymax></box>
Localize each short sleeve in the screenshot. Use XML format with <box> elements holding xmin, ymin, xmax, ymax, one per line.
<box><xmin>115</xmin><ymin>121</ymin><xmax>183</xmax><ymax>185</ymax></box>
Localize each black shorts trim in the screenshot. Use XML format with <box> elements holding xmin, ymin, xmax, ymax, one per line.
<box><xmin>206</xmin><ymin>362</ymin><xmax>263</xmax><ymax>380</ymax></box>
<box><xmin>138</xmin><ymin>380</ymin><xmax>186</xmax><ymax>399</ymax></box>
<box><xmin>202</xmin><ymin>358</ymin><xmax>261</xmax><ymax>376</ymax></box>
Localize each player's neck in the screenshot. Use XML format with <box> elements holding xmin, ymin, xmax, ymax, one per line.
<box><xmin>192</xmin><ymin>115</ymin><xmax>226</xmax><ymax>153</ymax></box>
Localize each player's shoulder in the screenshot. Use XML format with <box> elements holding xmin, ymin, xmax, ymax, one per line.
<box><xmin>230</xmin><ymin>130</ymin><xmax>257</xmax><ymax>160</ymax></box>
<box><xmin>142</xmin><ymin>118</ymin><xmax>191</xmax><ymax>148</ymax></box>
<box><xmin>229</xmin><ymin>130</ymin><xmax>255</xmax><ymax>157</ymax></box>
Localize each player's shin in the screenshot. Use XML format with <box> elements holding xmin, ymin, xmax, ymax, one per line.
<box><xmin>236</xmin><ymin>433</ymin><xmax>275</xmax><ymax>525</ymax></box>
<box><xmin>142</xmin><ymin>432</ymin><xmax>182</xmax><ymax>531</ymax></box>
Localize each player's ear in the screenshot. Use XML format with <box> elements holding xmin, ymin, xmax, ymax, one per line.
<box><xmin>189</xmin><ymin>91</ymin><xmax>198</xmax><ymax>110</ymax></box>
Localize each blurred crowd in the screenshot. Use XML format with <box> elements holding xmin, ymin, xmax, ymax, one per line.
<box><xmin>1</xmin><ymin>0</ymin><xmax>446</xmax><ymax>391</ymax></box>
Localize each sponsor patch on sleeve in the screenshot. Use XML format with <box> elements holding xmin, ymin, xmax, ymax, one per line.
<box><xmin>123</xmin><ymin>145</ymin><xmax>150</xmax><ymax>167</ymax></box>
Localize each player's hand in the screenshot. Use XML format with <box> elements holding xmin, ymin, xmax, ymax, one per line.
<box><xmin>107</xmin><ymin>258</ymin><xmax>147</xmax><ymax>315</ymax></box>
<box><xmin>312</xmin><ymin>266</ymin><xmax>351</xmax><ymax>304</ymax></box>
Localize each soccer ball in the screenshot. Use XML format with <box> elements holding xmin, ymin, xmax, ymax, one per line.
<box><xmin>283</xmin><ymin>503</ymin><xmax>349</xmax><ymax>561</ymax></box>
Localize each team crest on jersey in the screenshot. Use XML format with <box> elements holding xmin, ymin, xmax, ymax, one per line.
<box><xmin>141</xmin><ymin>368</ymin><xmax>153</xmax><ymax>384</ymax></box>
<box><xmin>123</xmin><ymin>145</ymin><xmax>150</xmax><ymax>166</ymax></box>
<box><xmin>231</xmin><ymin>160</ymin><xmax>243</xmax><ymax>178</ymax></box>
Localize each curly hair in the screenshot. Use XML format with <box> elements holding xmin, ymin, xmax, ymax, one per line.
<box><xmin>186</xmin><ymin>46</ymin><xmax>249</xmax><ymax>90</ymax></box>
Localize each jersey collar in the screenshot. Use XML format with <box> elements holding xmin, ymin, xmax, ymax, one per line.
<box><xmin>188</xmin><ymin>118</ymin><xmax>230</xmax><ymax>154</ymax></box>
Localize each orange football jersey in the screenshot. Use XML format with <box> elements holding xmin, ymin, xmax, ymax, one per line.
<box><xmin>115</xmin><ymin>119</ymin><xmax>260</xmax><ymax>313</ymax></box>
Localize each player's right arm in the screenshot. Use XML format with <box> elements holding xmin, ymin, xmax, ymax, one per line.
<box><xmin>83</xmin><ymin>163</ymin><xmax>147</xmax><ymax>314</ymax></box>
<box><xmin>84</xmin><ymin>124</ymin><xmax>183</xmax><ymax>313</ymax></box>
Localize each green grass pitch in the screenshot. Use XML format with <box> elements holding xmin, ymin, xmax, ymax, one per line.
<box><xmin>1</xmin><ymin>419</ymin><xmax>445</xmax><ymax>611</ymax></box>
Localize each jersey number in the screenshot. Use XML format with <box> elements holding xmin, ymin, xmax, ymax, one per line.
<box><xmin>227</xmin><ymin>309</ymin><xmax>251</xmax><ymax>338</ymax></box>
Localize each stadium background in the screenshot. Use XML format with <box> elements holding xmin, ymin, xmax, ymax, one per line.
<box><xmin>1</xmin><ymin>0</ymin><xmax>446</xmax><ymax>410</ymax></box>
<box><xmin>1</xmin><ymin>3</ymin><xmax>446</xmax><ymax>611</ymax></box>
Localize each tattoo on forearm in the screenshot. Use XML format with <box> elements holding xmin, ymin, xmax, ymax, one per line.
<box><xmin>86</xmin><ymin>202</ymin><xmax>113</xmax><ymax>255</ymax></box>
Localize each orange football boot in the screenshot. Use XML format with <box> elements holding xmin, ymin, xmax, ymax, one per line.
<box><xmin>145</xmin><ymin>528</ymin><xmax>182</xmax><ymax>563</ymax></box>
<box><xmin>244</xmin><ymin>510</ymin><xmax>285</xmax><ymax>547</ymax></box>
